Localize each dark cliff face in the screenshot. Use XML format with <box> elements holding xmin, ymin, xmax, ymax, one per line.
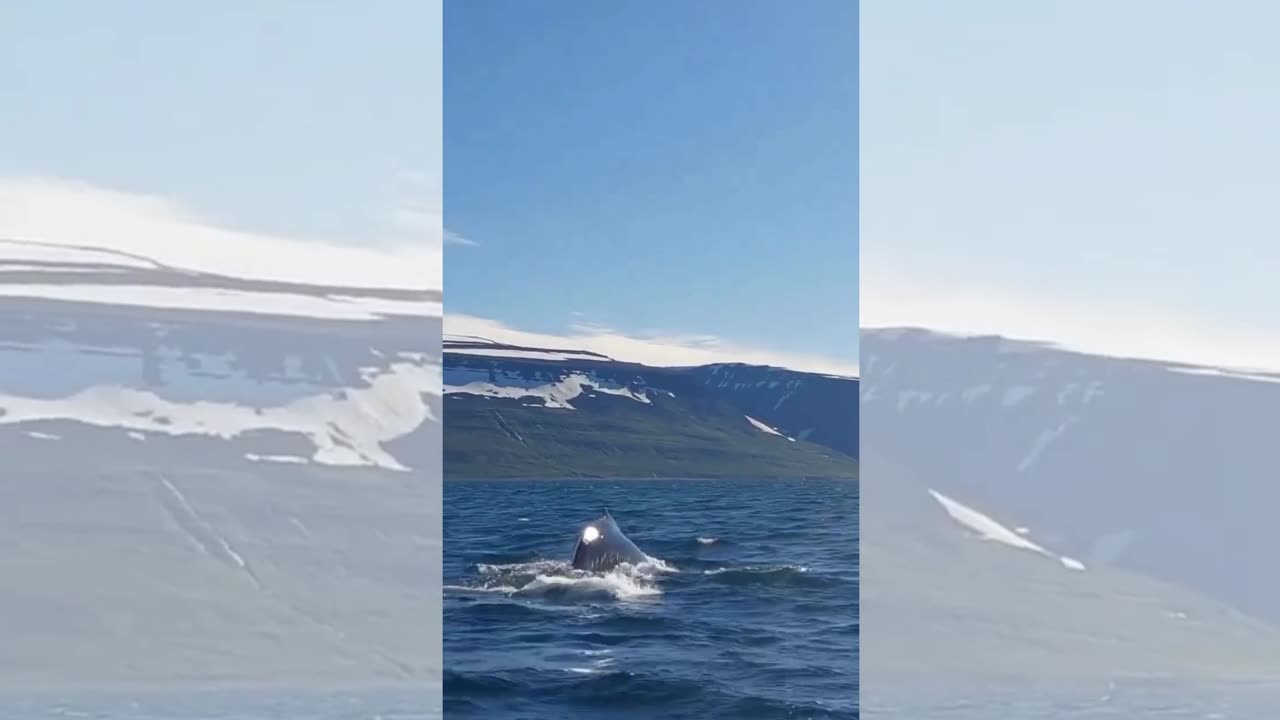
<box><xmin>861</xmin><ymin>327</ymin><xmax>1280</xmax><ymax>625</ymax></box>
<box><xmin>441</xmin><ymin>341</ymin><xmax>858</xmax><ymax>479</ymax></box>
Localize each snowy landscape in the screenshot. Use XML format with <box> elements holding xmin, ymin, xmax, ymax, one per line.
<box><xmin>0</xmin><ymin>236</ymin><xmax>441</xmax><ymax>691</ymax></box>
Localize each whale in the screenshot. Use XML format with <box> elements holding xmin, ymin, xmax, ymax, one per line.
<box><xmin>571</xmin><ymin>511</ymin><xmax>648</xmax><ymax>572</ymax></box>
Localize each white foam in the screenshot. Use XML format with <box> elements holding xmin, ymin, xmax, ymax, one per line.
<box><xmin>638</xmin><ymin>555</ymin><xmax>676</xmax><ymax>573</ymax></box>
<box><xmin>468</xmin><ymin>557</ymin><xmax>670</xmax><ymax>600</ymax></box>
<box><xmin>696</xmin><ymin>537</ymin><xmax>718</xmax><ymax>545</ymax></box>
<box><xmin>517</xmin><ymin>571</ymin><xmax>662</xmax><ymax>599</ymax></box>
<box><xmin>702</xmin><ymin>564</ymin><xmax>810</xmax><ymax>575</ymax></box>
<box><xmin>443</xmin><ymin>584</ymin><xmax>521</xmax><ymax>595</ymax></box>
<box><xmin>475</xmin><ymin>560</ymin><xmax>565</xmax><ymax>577</ymax></box>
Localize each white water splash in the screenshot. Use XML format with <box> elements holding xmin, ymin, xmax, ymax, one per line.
<box><xmin>462</xmin><ymin>557</ymin><xmax>672</xmax><ymax>600</ymax></box>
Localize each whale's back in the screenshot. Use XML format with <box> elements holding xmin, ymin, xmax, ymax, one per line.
<box><xmin>571</xmin><ymin>513</ymin><xmax>647</xmax><ymax>572</ymax></box>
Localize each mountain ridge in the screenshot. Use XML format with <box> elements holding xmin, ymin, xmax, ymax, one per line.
<box><xmin>442</xmin><ymin>337</ymin><xmax>858</xmax><ymax>478</ymax></box>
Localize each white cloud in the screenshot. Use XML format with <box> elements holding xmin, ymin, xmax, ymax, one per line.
<box><xmin>862</xmin><ymin>265</ymin><xmax>1280</xmax><ymax>372</ymax></box>
<box><xmin>443</xmin><ymin>229</ymin><xmax>478</xmax><ymax>247</ymax></box>
<box><xmin>445</xmin><ymin>313</ymin><xmax>859</xmax><ymax>377</ymax></box>
<box><xmin>0</xmin><ymin>177</ymin><xmax>439</xmax><ymax>291</ymax></box>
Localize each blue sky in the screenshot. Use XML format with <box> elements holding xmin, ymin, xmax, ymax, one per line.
<box><xmin>0</xmin><ymin>2</ymin><xmax>441</xmax><ymax>287</ymax></box>
<box><xmin>445</xmin><ymin>0</ymin><xmax>858</xmax><ymax>372</ymax></box>
<box><xmin>863</xmin><ymin>1</ymin><xmax>1280</xmax><ymax>370</ymax></box>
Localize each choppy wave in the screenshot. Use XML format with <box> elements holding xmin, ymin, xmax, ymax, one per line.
<box><xmin>443</xmin><ymin>668</ymin><xmax>854</xmax><ymax>718</ymax></box>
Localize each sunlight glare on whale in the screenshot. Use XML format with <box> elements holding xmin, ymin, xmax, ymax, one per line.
<box><xmin>582</xmin><ymin>525</ymin><xmax>600</xmax><ymax>544</ymax></box>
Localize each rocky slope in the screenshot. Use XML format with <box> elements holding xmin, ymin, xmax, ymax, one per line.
<box><xmin>442</xmin><ymin>337</ymin><xmax>858</xmax><ymax>478</ymax></box>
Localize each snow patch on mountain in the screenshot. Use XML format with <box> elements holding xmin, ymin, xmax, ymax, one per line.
<box><xmin>443</xmin><ymin>366</ymin><xmax>652</xmax><ymax>410</ymax></box>
<box><xmin>0</xmin><ymin>360</ymin><xmax>437</xmax><ymax>471</ymax></box>
<box><xmin>745</xmin><ymin>415</ymin><xmax>795</xmax><ymax>441</ymax></box>
<box><xmin>928</xmin><ymin>489</ymin><xmax>1085</xmax><ymax>571</ymax></box>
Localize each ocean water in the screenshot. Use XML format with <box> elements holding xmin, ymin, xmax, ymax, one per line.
<box><xmin>443</xmin><ymin>478</ymin><xmax>858</xmax><ymax>719</ymax></box>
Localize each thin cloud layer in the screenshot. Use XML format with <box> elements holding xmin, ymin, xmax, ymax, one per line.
<box><xmin>0</xmin><ymin>177</ymin><xmax>440</xmax><ymax>291</ymax></box>
<box><xmin>443</xmin><ymin>229</ymin><xmax>478</xmax><ymax>247</ymax></box>
<box><xmin>445</xmin><ymin>313</ymin><xmax>859</xmax><ymax>377</ymax></box>
<box><xmin>863</xmin><ymin>266</ymin><xmax>1280</xmax><ymax>372</ymax></box>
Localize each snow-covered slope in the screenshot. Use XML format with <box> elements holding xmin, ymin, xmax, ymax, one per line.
<box><xmin>0</xmin><ymin>237</ymin><xmax>439</xmax><ymax>473</ymax></box>
<box><xmin>862</xmin><ymin>326</ymin><xmax>1280</xmax><ymax>651</ymax></box>
<box><xmin>0</xmin><ymin>237</ymin><xmax>440</xmax><ymax>689</ymax></box>
<box><xmin>442</xmin><ymin>338</ymin><xmax>858</xmax><ymax>478</ymax></box>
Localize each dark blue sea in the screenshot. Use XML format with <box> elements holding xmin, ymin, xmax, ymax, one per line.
<box><xmin>443</xmin><ymin>478</ymin><xmax>859</xmax><ymax>719</ymax></box>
